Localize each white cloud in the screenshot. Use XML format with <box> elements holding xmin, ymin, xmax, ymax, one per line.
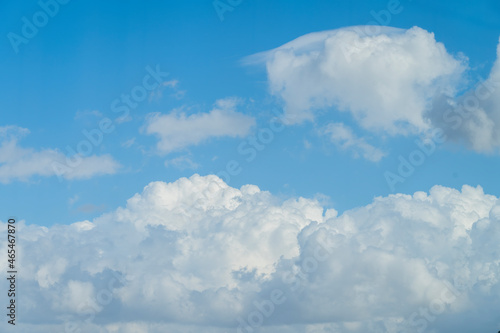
<box><xmin>121</xmin><ymin>137</ymin><xmax>136</xmax><ymax>148</ymax></box>
<box><xmin>322</xmin><ymin>122</ymin><xmax>386</xmax><ymax>162</ymax></box>
<box><xmin>426</xmin><ymin>37</ymin><xmax>500</xmax><ymax>152</ymax></box>
<box><xmin>35</xmin><ymin>258</ymin><xmax>68</xmax><ymax>288</ymax></box>
<box><xmin>68</xmin><ymin>194</ymin><xmax>79</xmax><ymax>207</ymax></box>
<box><xmin>3</xmin><ymin>175</ymin><xmax>500</xmax><ymax>332</ymax></box>
<box><xmin>143</xmin><ymin>98</ymin><xmax>255</xmax><ymax>154</ymax></box>
<box><xmin>0</xmin><ymin>125</ymin><xmax>121</xmax><ymax>183</ymax></box>
<box><xmin>164</xmin><ymin>154</ymin><xmax>199</xmax><ymax>170</ymax></box>
<box><xmin>0</xmin><ymin>125</ymin><xmax>30</xmax><ymax>138</ymax></box>
<box><xmin>248</xmin><ymin>26</ymin><xmax>466</xmax><ymax>134</ymax></box>
<box><xmin>250</xmin><ymin>26</ymin><xmax>500</xmax><ymax>154</ymax></box>
<box><xmin>54</xmin><ymin>280</ymin><xmax>99</xmax><ymax>314</ymax></box>
<box><xmin>148</xmin><ymin>79</ymin><xmax>185</xmax><ymax>101</ymax></box>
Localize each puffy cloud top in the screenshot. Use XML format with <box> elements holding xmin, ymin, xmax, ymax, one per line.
<box><xmin>249</xmin><ymin>26</ymin><xmax>466</xmax><ymax>134</ymax></box>
<box><xmin>250</xmin><ymin>26</ymin><xmax>500</xmax><ymax>154</ymax></box>
<box><xmin>2</xmin><ymin>175</ymin><xmax>500</xmax><ymax>332</ymax></box>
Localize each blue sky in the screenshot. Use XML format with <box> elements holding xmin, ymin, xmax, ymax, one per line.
<box><xmin>1</xmin><ymin>0</ymin><xmax>499</xmax><ymax>226</ymax></box>
<box><xmin>2</xmin><ymin>1</ymin><xmax>500</xmax><ymax>332</ymax></box>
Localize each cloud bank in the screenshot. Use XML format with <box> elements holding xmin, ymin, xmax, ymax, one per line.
<box><xmin>2</xmin><ymin>175</ymin><xmax>500</xmax><ymax>332</ymax></box>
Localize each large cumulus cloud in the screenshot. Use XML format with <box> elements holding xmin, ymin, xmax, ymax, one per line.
<box><xmin>247</xmin><ymin>26</ymin><xmax>466</xmax><ymax>134</ymax></box>
<box><xmin>1</xmin><ymin>175</ymin><xmax>500</xmax><ymax>332</ymax></box>
<box><xmin>248</xmin><ymin>25</ymin><xmax>500</xmax><ymax>155</ymax></box>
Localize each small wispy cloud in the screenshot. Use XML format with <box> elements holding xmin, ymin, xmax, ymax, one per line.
<box><xmin>76</xmin><ymin>203</ymin><xmax>107</xmax><ymax>214</ymax></box>
<box><xmin>121</xmin><ymin>137</ymin><xmax>136</xmax><ymax>149</ymax></box>
<box><xmin>165</xmin><ymin>155</ymin><xmax>199</xmax><ymax>170</ymax></box>
<box><xmin>0</xmin><ymin>125</ymin><xmax>121</xmax><ymax>183</ymax></box>
<box><xmin>148</xmin><ymin>79</ymin><xmax>185</xmax><ymax>101</ymax></box>
<box><xmin>322</xmin><ymin>122</ymin><xmax>386</xmax><ymax>162</ymax></box>
<box><xmin>143</xmin><ymin>98</ymin><xmax>255</xmax><ymax>154</ymax></box>
<box><xmin>68</xmin><ymin>195</ymin><xmax>79</xmax><ymax>207</ymax></box>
